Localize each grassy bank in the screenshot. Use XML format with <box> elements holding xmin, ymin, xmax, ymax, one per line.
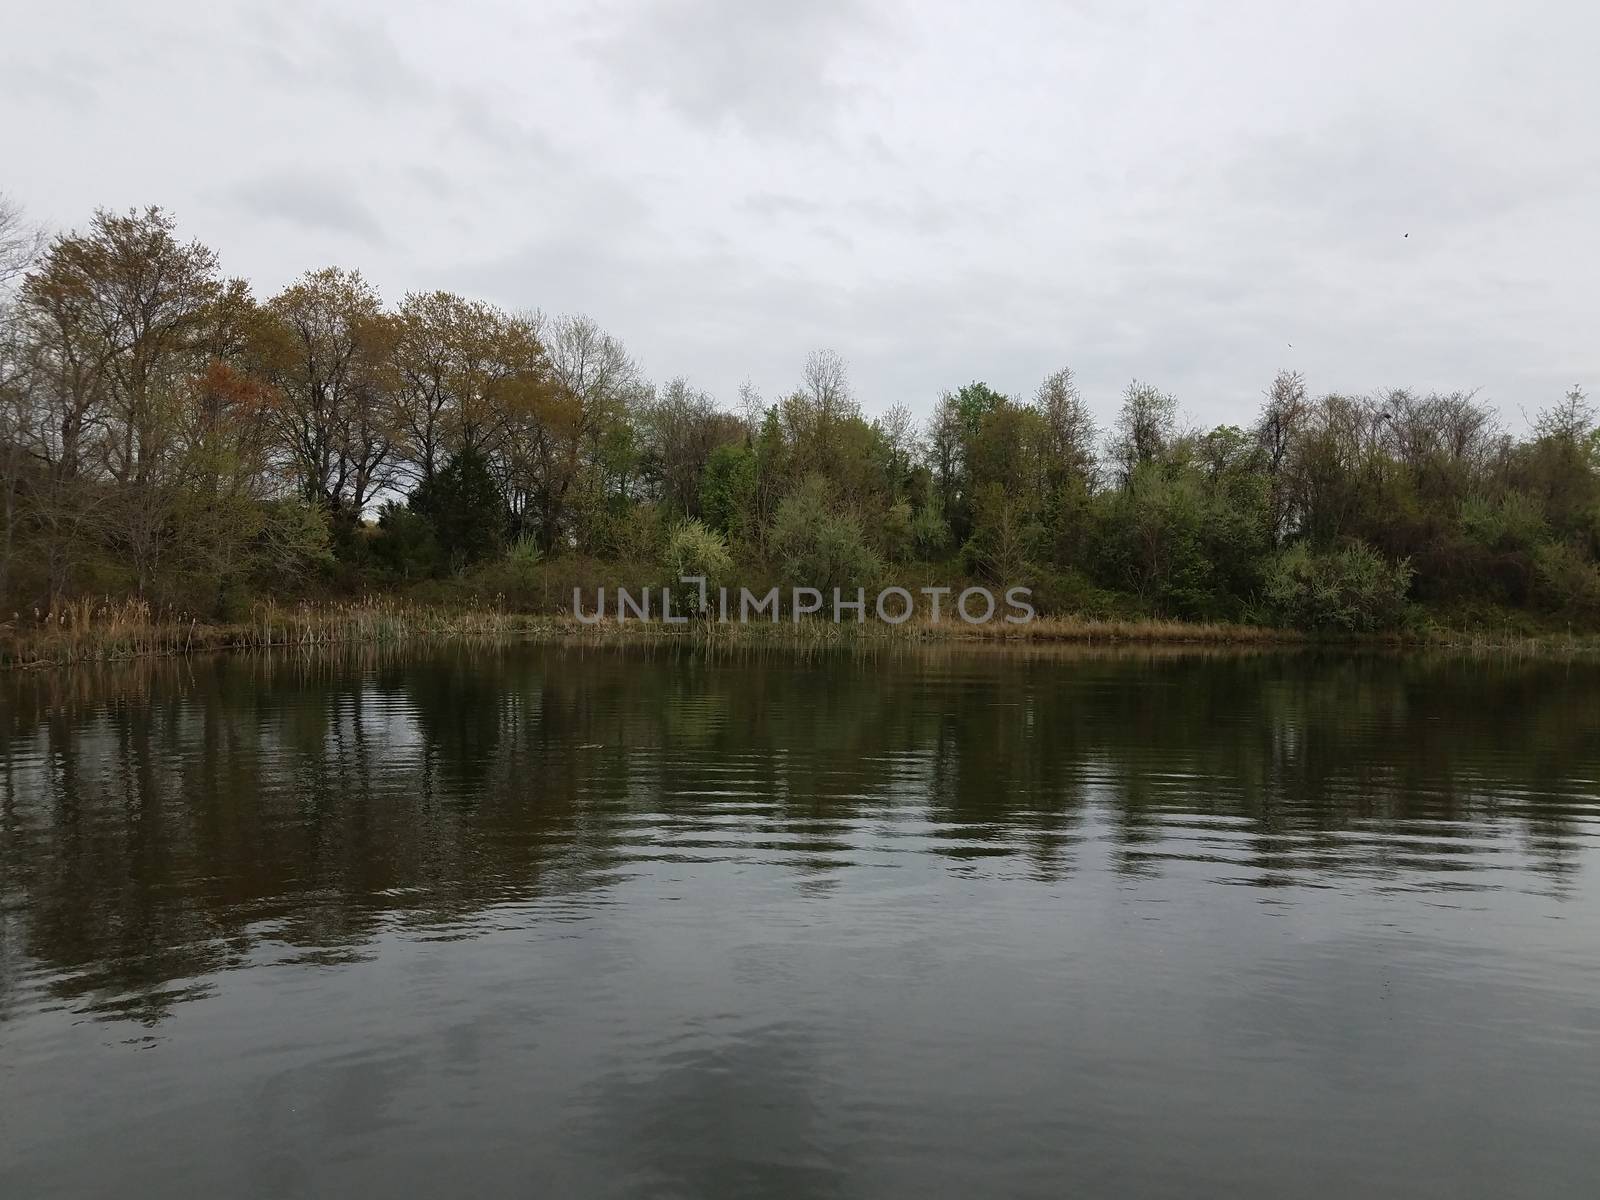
<box><xmin>0</xmin><ymin>597</ymin><xmax>529</xmax><ymax>668</ymax></box>
<box><xmin>7</xmin><ymin>596</ymin><xmax>1600</xmax><ymax>669</ymax></box>
<box><xmin>0</xmin><ymin>599</ymin><xmax>1290</xmax><ymax>667</ymax></box>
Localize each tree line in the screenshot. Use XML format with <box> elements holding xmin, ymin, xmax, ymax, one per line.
<box><xmin>2</xmin><ymin>201</ymin><xmax>1597</xmax><ymax>631</ymax></box>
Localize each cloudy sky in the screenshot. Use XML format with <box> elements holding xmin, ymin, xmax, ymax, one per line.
<box><xmin>4</xmin><ymin>0</ymin><xmax>1597</xmax><ymax>431</ymax></box>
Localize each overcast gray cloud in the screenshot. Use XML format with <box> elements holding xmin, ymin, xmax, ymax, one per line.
<box><xmin>591</xmin><ymin>0</ymin><xmax>887</xmax><ymax>137</ymax></box>
<box><xmin>228</xmin><ymin>168</ymin><xmax>388</xmax><ymax>244</ymax></box>
<box><xmin>3</xmin><ymin>0</ymin><xmax>1596</xmax><ymax>431</ymax></box>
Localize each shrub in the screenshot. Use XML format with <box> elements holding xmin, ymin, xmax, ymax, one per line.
<box><xmin>769</xmin><ymin>475</ymin><xmax>883</xmax><ymax>596</ymax></box>
<box><xmin>662</xmin><ymin>518</ymin><xmax>734</xmax><ymax>616</ymax></box>
<box><xmin>1091</xmin><ymin>467</ymin><xmax>1215</xmax><ymax>617</ymax></box>
<box><xmin>1028</xmin><ymin>567</ymin><xmax>1121</xmax><ymax>619</ymax></box>
<box><xmin>1459</xmin><ymin>492</ymin><xmax>1546</xmax><ymax>553</ymax></box>
<box><xmin>256</xmin><ymin>500</ymin><xmax>336</xmax><ymax>582</ymax></box>
<box><xmin>503</xmin><ymin>534</ymin><xmax>543</xmax><ymax>590</ymax></box>
<box><xmin>582</xmin><ymin>499</ymin><xmax>667</xmax><ymax>562</ymax></box>
<box><xmin>1264</xmin><ymin>541</ymin><xmax>1414</xmax><ymax>632</ymax></box>
<box><xmin>1532</xmin><ymin>541</ymin><xmax>1600</xmax><ymax>614</ymax></box>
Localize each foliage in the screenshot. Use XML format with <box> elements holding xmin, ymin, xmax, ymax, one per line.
<box><xmin>257</xmin><ymin>500</ymin><xmax>335</xmax><ymax>580</ymax></box>
<box><xmin>1531</xmin><ymin>542</ymin><xmax>1600</xmax><ymax>614</ymax></box>
<box><xmin>1093</xmin><ymin>467</ymin><xmax>1215</xmax><ymax>617</ymax></box>
<box><xmin>581</xmin><ymin>498</ymin><xmax>666</xmax><ymax>563</ymax></box>
<box><xmin>1459</xmin><ymin>492</ymin><xmax>1545</xmax><ymax>554</ymax></box>
<box><xmin>4</xmin><ymin>199</ymin><xmax>1599</xmax><ymax>635</ymax></box>
<box><xmin>699</xmin><ymin>443</ymin><xmax>759</xmax><ymax>544</ymax></box>
<box><xmin>662</xmin><ymin>518</ymin><xmax>734</xmax><ymax>615</ymax></box>
<box><xmin>374</xmin><ymin>501</ymin><xmax>441</xmax><ymax>579</ymax></box>
<box><xmin>880</xmin><ymin>498</ymin><xmax>915</xmax><ymax>564</ymax></box>
<box><xmin>961</xmin><ymin>482</ymin><xmax>1042</xmax><ymax>583</ymax></box>
<box><xmin>769</xmin><ymin>476</ymin><xmax>883</xmax><ymax>596</ymax></box>
<box><xmin>1108</xmin><ymin>380</ymin><xmax>1179</xmax><ymax>483</ymax></box>
<box><xmin>504</xmin><ymin>533</ymin><xmax>544</xmax><ymax>583</ymax></box>
<box><xmin>1263</xmin><ymin>542</ymin><xmax>1414</xmax><ymax>632</ymax></box>
<box><xmin>910</xmin><ymin>498</ymin><xmax>952</xmax><ymax>561</ymax></box>
<box><xmin>407</xmin><ymin>447</ymin><xmax>505</xmax><ymax>570</ymax></box>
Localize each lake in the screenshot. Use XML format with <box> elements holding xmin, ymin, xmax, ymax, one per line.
<box><xmin>2</xmin><ymin>644</ymin><xmax>1598</xmax><ymax>1198</ymax></box>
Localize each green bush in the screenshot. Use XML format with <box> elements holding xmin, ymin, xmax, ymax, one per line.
<box><xmin>1532</xmin><ymin>541</ymin><xmax>1600</xmax><ymax>614</ymax></box>
<box><xmin>1028</xmin><ymin>567</ymin><xmax>1122</xmax><ymax>619</ymax></box>
<box><xmin>256</xmin><ymin>500</ymin><xmax>336</xmax><ymax>582</ymax></box>
<box><xmin>582</xmin><ymin>499</ymin><xmax>667</xmax><ymax>562</ymax></box>
<box><xmin>769</xmin><ymin>476</ymin><xmax>883</xmax><ymax>596</ymax></box>
<box><xmin>1090</xmin><ymin>467</ymin><xmax>1215</xmax><ymax>618</ymax></box>
<box><xmin>662</xmin><ymin>518</ymin><xmax>734</xmax><ymax>616</ymax></box>
<box><xmin>1264</xmin><ymin>541</ymin><xmax>1414</xmax><ymax>632</ymax></box>
<box><xmin>503</xmin><ymin>534</ymin><xmax>543</xmax><ymax>590</ymax></box>
<box><xmin>1459</xmin><ymin>492</ymin><xmax>1546</xmax><ymax>553</ymax></box>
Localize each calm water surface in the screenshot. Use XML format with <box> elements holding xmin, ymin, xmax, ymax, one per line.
<box><xmin>2</xmin><ymin>645</ymin><xmax>1598</xmax><ymax>1197</ymax></box>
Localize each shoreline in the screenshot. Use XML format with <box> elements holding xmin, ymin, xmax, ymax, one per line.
<box><xmin>4</xmin><ymin>599</ymin><xmax>1597</xmax><ymax>669</ymax></box>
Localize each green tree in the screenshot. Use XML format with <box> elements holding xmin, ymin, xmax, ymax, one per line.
<box><xmin>1093</xmin><ymin>465</ymin><xmax>1214</xmax><ymax>615</ymax></box>
<box><xmin>373</xmin><ymin>501</ymin><xmax>442</xmax><ymax>579</ymax></box>
<box><xmin>408</xmin><ymin>446</ymin><xmax>505</xmax><ymax>570</ymax></box>
<box><xmin>962</xmin><ymin>482</ymin><xmax>1040</xmax><ymax>583</ymax></box>
<box><xmin>699</xmin><ymin>442</ymin><xmax>759</xmax><ymax>544</ymax></box>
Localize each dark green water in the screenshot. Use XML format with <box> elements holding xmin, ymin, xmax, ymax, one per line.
<box><xmin>2</xmin><ymin>645</ymin><xmax>1598</xmax><ymax>1198</ymax></box>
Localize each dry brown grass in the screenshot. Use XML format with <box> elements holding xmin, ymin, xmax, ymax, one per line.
<box><xmin>0</xmin><ymin>596</ymin><xmax>534</xmax><ymax>667</ymax></box>
<box><xmin>894</xmin><ymin>615</ymin><xmax>1301</xmax><ymax>644</ymax></box>
<box><xmin>7</xmin><ymin>597</ymin><xmax>1598</xmax><ymax>669</ymax></box>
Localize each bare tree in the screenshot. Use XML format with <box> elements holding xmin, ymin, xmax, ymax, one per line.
<box><xmin>801</xmin><ymin>349</ymin><xmax>852</xmax><ymax>419</ymax></box>
<box><xmin>1254</xmin><ymin>369</ymin><xmax>1308</xmax><ymax>543</ymax></box>
<box><xmin>1033</xmin><ymin>367</ymin><xmax>1098</xmax><ymax>487</ymax></box>
<box><xmin>640</xmin><ymin>377</ymin><xmax>741</xmax><ymax>515</ymax></box>
<box><xmin>11</xmin><ymin>227</ymin><xmax>120</xmax><ymax>601</ymax></box>
<box><xmin>736</xmin><ymin>378</ymin><xmax>765</xmax><ymax>439</ymax></box>
<box><xmin>782</xmin><ymin>349</ymin><xmax>860</xmax><ymax>474</ymax></box>
<box><xmin>0</xmin><ymin>193</ymin><xmax>46</xmax><ymax>290</ymax></box>
<box><xmin>1282</xmin><ymin>392</ymin><xmax>1382</xmax><ymax>547</ymax></box>
<box><xmin>392</xmin><ymin>291</ymin><xmax>455</xmax><ymax>486</ymax></box>
<box><xmin>16</xmin><ymin>209</ymin><xmax>229</xmax><ymax>592</ymax></box>
<box><xmin>926</xmin><ymin>389</ymin><xmax>964</xmax><ymax>515</ymax></box>
<box><xmin>1522</xmin><ymin>385</ymin><xmax>1598</xmax><ymax>534</ymax></box>
<box><xmin>1532</xmin><ymin>384</ymin><xmax>1593</xmax><ymax>444</ymax></box>
<box><xmin>1107</xmin><ymin>379</ymin><xmax>1178</xmax><ymax>485</ymax></box>
<box><xmin>539</xmin><ymin>312</ymin><xmax>646</xmax><ymax>415</ymax></box>
<box><xmin>0</xmin><ymin>306</ymin><xmax>38</xmax><ymax>605</ymax></box>
<box><xmin>0</xmin><ymin>196</ymin><xmax>42</xmax><ymax>598</ymax></box>
<box><xmin>876</xmin><ymin>401</ymin><xmax>916</xmax><ymax>490</ymax></box>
